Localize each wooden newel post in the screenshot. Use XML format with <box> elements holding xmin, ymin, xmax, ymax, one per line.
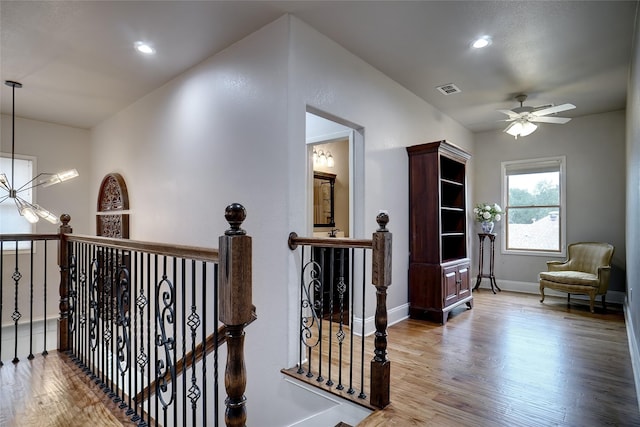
<box><xmin>370</xmin><ymin>211</ymin><xmax>392</xmax><ymax>408</ymax></box>
<box><xmin>219</xmin><ymin>203</ymin><xmax>252</xmax><ymax>427</ymax></box>
<box><xmin>57</xmin><ymin>214</ymin><xmax>72</xmax><ymax>352</ymax></box>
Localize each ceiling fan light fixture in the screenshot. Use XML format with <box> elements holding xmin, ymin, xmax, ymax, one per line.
<box><xmin>504</xmin><ymin>120</ymin><xmax>537</xmax><ymax>139</ymax></box>
<box><xmin>520</xmin><ymin>121</ymin><xmax>538</xmax><ymax>136</ymax></box>
<box><xmin>504</xmin><ymin>121</ymin><xmax>523</xmax><ymax>137</ymax></box>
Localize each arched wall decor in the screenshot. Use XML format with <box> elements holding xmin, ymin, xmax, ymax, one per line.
<box><xmin>96</xmin><ymin>173</ymin><xmax>130</xmax><ymax>320</ymax></box>
<box><xmin>96</xmin><ymin>173</ymin><xmax>129</xmax><ymax>238</ymax></box>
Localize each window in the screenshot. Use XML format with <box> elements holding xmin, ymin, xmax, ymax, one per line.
<box><xmin>501</xmin><ymin>156</ymin><xmax>566</xmax><ymax>256</ymax></box>
<box><xmin>1</xmin><ymin>154</ymin><xmax>36</xmax><ymax>244</ymax></box>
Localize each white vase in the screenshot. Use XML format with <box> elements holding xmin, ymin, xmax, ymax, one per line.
<box><xmin>481</xmin><ymin>221</ymin><xmax>494</xmax><ymax>233</ymax></box>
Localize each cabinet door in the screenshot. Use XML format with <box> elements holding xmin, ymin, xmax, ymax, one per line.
<box><xmin>457</xmin><ymin>263</ymin><xmax>471</xmax><ymax>299</ymax></box>
<box><xmin>443</xmin><ymin>265</ymin><xmax>459</xmax><ymax>306</ymax></box>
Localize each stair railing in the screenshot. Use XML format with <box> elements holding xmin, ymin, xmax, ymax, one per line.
<box><xmin>57</xmin><ymin>202</ymin><xmax>253</xmax><ymax>426</ymax></box>
<box><xmin>285</xmin><ymin>212</ymin><xmax>391</xmax><ymax>409</ymax></box>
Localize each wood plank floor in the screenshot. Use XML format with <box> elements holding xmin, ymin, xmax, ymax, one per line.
<box><xmin>358</xmin><ymin>291</ymin><xmax>640</xmax><ymax>426</ymax></box>
<box><xmin>0</xmin><ymin>350</ymin><xmax>137</xmax><ymax>427</ymax></box>
<box><xmin>1</xmin><ymin>291</ymin><xmax>639</xmax><ymax>426</ymax></box>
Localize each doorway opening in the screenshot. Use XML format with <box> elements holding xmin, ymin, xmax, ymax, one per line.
<box><xmin>306</xmin><ymin>110</ymin><xmax>364</xmax><ymax>324</ymax></box>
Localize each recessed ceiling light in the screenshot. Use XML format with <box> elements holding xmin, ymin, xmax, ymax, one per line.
<box><xmin>134</xmin><ymin>41</ymin><xmax>155</xmax><ymax>55</ymax></box>
<box><xmin>472</xmin><ymin>36</ymin><xmax>492</xmax><ymax>49</ymax></box>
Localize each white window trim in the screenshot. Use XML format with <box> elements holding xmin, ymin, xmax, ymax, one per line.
<box><xmin>500</xmin><ymin>156</ymin><xmax>566</xmax><ymax>257</ymax></box>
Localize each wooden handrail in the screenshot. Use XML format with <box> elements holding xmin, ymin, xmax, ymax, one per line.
<box><xmin>66</xmin><ymin>233</ymin><xmax>219</xmax><ymax>263</ymax></box>
<box><xmin>287</xmin><ymin>232</ymin><xmax>373</xmax><ymax>250</ymax></box>
<box><xmin>133</xmin><ymin>307</ymin><xmax>257</xmax><ymax>403</ymax></box>
<box><xmin>1</xmin><ymin>233</ymin><xmax>60</xmax><ymax>242</ymax></box>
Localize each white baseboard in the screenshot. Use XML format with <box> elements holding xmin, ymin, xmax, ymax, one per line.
<box><xmin>1</xmin><ymin>317</ymin><xmax>58</xmax><ymax>361</ymax></box>
<box><xmin>351</xmin><ymin>303</ymin><xmax>409</xmax><ymax>337</ymax></box>
<box><xmin>481</xmin><ymin>279</ymin><xmax>626</xmax><ymax>305</ymax></box>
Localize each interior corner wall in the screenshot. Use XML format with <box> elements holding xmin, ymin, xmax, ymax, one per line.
<box><xmin>625</xmin><ymin>0</ymin><xmax>640</xmax><ymax>389</ymax></box>
<box><xmin>89</xmin><ymin>13</ymin><xmax>474</xmax><ymax>426</ymax></box>
<box><xmin>473</xmin><ymin>110</ymin><xmax>627</xmax><ymax>294</ymax></box>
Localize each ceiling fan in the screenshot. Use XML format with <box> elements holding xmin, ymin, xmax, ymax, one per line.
<box><xmin>498</xmin><ymin>94</ymin><xmax>575</xmax><ymax>139</ymax></box>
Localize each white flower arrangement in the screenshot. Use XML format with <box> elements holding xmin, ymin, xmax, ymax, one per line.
<box><xmin>473</xmin><ymin>203</ymin><xmax>502</xmax><ymax>223</ymax></box>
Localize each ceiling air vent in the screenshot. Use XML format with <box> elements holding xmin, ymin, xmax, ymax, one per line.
<box><xmin>436</xmin><ymin>83</ymin><xmax>461</xmax><ymax>95</ymax></box>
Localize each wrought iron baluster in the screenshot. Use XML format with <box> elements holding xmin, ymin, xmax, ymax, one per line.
<box><xmin>43</xmin><ymin>241</ymin><xmax>48</xmax><ymax>356</ymax></box>
<box><xmin>209</xmin><ymin>262</ymin><xmax>215</xmax><ymax>427</ymax></box>
<box><xmin>155</xmin><ymin>255</ymin><xmax>176</xmax><ymax>424</ymax></box>
<box><xmin>89</xmin><ymin>249</ymin><xmax>99</xmax><ymax>366</ymax></box>
<box><xmin>172</xmin><ymin>257</ymin><xmax>178</xmax><ymax>427</ymax></box>
<box><xmin>359</xmin><ymin>250</ymin><xmax>367</xmax><ymax>400</ymax></box>
<box><xmin>28</xmin><ymin>240</ymin><xmax>34</xmax><ymax>360</ymax></box>
<box><xmin>299</xmin><ymin>256</ymin><xmax>322</xmax><ymax>379</ymax></box>
<box><xmin>132</xmin><ymin>251</ymin><xmax>144</xmax><ymax>423</ymax></box>
<box><xmin>68</xmin><ymin>249</ymin><xmax>78</xmax><ymax>350</ymax></box>
<box><xmin>348</xmin><ymin>248</ymin><xmax>356</xmax><ymax>395</ymax></box>
<box><xmin>148</xmin><ymin>253</ymin><xmax>154</xmax><ymax>427</ymax></box>
<box><xmin>326</xmin><ymin>247</ymin><xmax>335</xmax><ymax>387</ymax></box>
<box><xmin>116</xmin><ymin>255</ymin><xmax>131</xmax><ymax>409</ymax></box>
<box><xmin>297</xmin><ymin>245</ymin><xmax>305</xmax><ymax>375</ymax></box>
<box><xmin>316</xmin><ymin>247</ymin><xmax>324</xmax><ymax>383</ymax></box>
<box><xmin>336</xmin><ymin>248</ymin><xmax>347</xmax><ymax>391</ymax></box>
<box><xmin>12</xmin><ymin>241</ymin><xmax>22</xmax><ymax>364</ymax></box>
<box><xmin>181</xmin><ymin>258</ymin><xmax>187</xmax><ymax>427</ymax></box>
<box><xmin>106</xmin><ymin>247</ymin><xmax>115</xmax><ymax>398</ymax></box>
<box><xmin>79</xmin><ymin>244</ymin><xmax>88</xmax><ymax>372</ymax></box>
<box><xmin>188</xmin><ymin>259</ymin><xmax>202</xmax><ymax>422</ymax></box>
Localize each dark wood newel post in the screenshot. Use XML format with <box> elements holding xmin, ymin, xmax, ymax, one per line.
<box><xmin>370</xmin><ymin>211</ymin><xmax>392</xmax><ymax>408</ymax></box>
<box><xmin>219</xmin><ymin>203</ymin><xmax>252</xmax><ymax>427</ymax></box>
<box><xmin>57</xmin><ymin>214</ymin><xmax>72</xmax><ymax>352</ymax></box>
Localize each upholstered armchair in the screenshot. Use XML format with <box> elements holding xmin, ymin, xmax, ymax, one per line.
<box><xmin>539</xmin><ymin>242</ymin><xmax>614</xmax><ymax>313</ymax></box>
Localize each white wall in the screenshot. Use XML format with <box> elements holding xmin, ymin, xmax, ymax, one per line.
<box><xmin>89</xmin><ymin>14</ymin><xmax>474</xmax><ymax>426</ymax></box>
<box><xmin>473</xmin><ymin>110</ymin><xmax>627</xmax><ymax>295</ymax></box>
<box><xmin>625</xmin><ymin>0</ymin><xmax>640</xmax><ymax>403</ymax></box>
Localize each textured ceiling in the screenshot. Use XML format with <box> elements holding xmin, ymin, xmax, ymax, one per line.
<box><xmin>1</xmin><ymin>1</ymin><xmax>637</xmax><ymax>132</ymax></box>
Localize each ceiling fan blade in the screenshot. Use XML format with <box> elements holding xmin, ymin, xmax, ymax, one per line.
<box><xmin>532</xmin><ymin>103</ymin><xmax>576</xmax><ymax>116</ymax></box>
<box><xmin>497</xmin><ymin>109</ymin><xmax>521</xmax><ymax>119</ymax></box>
<box><xmin>528</xmin><ymin>116</ymin><xmax>571</xmax><ymax>124</ymax></box>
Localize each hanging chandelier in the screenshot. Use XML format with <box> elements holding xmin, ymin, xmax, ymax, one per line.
<box><xmin>0</xmin><ymin>80</ymin><xmax>78</xmax><ymax>224</ymax></box>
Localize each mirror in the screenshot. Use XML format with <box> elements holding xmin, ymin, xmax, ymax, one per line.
<box><xmin>313</xmin><ymin>171</ymin><xmax>336</xmax><ymax>227</ymax></box>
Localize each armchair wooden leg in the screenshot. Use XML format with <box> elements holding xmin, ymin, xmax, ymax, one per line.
<box><xmin>539</xmin><ymin>283</ymin><xmax>545</xmax><ymax>303</ymax></box>
<box><xmin>589</xmin><ymin>293</ymin><xmax>596</xmax><ymax>313</ymax></box>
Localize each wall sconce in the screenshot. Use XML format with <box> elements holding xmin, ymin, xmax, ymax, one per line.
<box><xmin>327</xmin><ymin>152</ymin><xmax>334</xmax><ymax>167</ymax></box>
<box><xmin>312</xmin><ymin>148</ymin><xmax>334</xmax><ymax>168</ymax></box>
